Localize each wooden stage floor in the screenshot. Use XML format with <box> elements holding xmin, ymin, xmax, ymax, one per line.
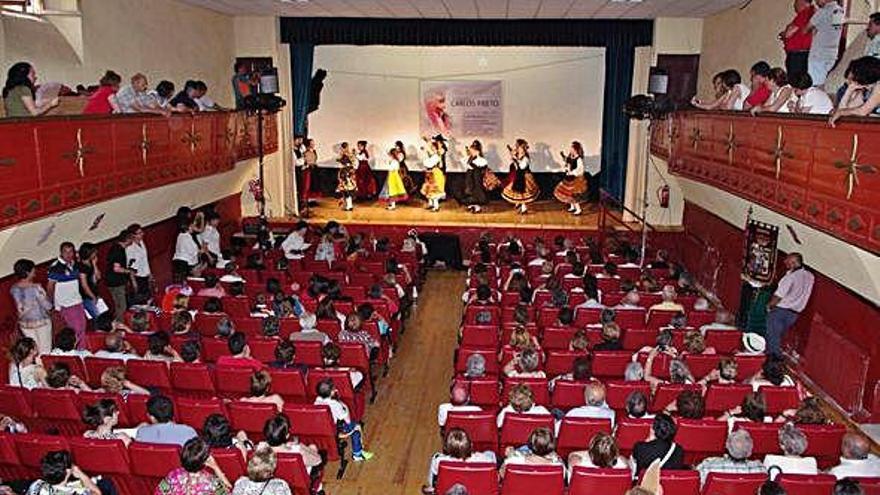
<box><xmin>285</xmin><ymin>198</ymin><xmax>608</xmax><ymax>230</ymax></box>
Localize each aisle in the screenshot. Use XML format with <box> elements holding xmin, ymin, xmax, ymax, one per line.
<box><xmin>321</xmin><ymin>271</ymin><xmax>465</xmax><ymax>494</ymax></box>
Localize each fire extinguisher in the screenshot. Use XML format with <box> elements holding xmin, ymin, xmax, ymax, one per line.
<box><xmin>657</xmin><ymin>185</ymin><xmax>670</xmax><ymax>209</ymax></box>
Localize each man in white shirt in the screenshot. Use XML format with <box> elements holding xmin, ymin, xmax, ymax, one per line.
<box><xmin>281</xmin><ymin>221</ymin><xmax>311</xmax><ymax>260</ymax></box>
<box><xmin>193</xmin><ymin>81</ymin><xmax>225</xmax><ymax>111</ymax></box>
<box><xmin>793</xmin><ymin>74</ymin><xmax>835</xmax><ymax>114</ymax></box>
<box><xmin>766</xmin><ymin>253</ymin><xmax>815</xmax><ymax>358</ymax></box>
<box><xmin>314</xmin><ymin>378</ymin><xmax>374</xmax><ymax>461</ymax></box>
<box><xmin>437</xmin><ymin>383</ymin><xmax>482</xmax><ymax>427</ymax></box>
<box><xmin>564</xmin><ymin>381</ymin><xmax>616</xmax><ymax>427</ymax></box>
<box><xmin>198</xmin><ymin>212</ymin><xmax>227</xmax><ymax>268</ymax></box>
<box><xmin>126</xmin><ymin>224</ymin><xmax>153</xmax><ymax>305</ymax></box>
<box><xmin>828</xmin><ymin>433</ymin><xmax>880</xmax><ymax>479</ymax></box>
<box><xmin>700</xmin><ymin>310</ymin><xmax>738</xmax><ymax>334</ymax></box>
<box><xmin>94</xmin><ymin>333</ymin><xmax>141</xmax><ymax>362</ymax></box>
<box><xmin>807</xmin><ymin>0</ymin><xmax>845</xmax><ymax>86</ymax></box>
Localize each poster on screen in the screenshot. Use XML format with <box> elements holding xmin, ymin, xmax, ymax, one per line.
<box><xmin>420</xmin><ymin>81</ymin><xmax>502</xmax><ymax>138</ymax></box>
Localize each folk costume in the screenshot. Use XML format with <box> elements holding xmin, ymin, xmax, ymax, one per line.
<box><xmin>336</xmin><ymin>148</ymin><xmax>357</xmax><ymax>211</ymax></box>
<box><xmin>462</xmin><ymin>141</ymin><xmax>490</xmax><ymax>213</ymax></box>
<box><xmin>501</xmin><ymin>142</ymin><xmax>540</xmax><ymax>214</ymax></box>
<box><xmin>379</xmin><ymin>150</ymin><xmax>409</xmax><ymax>210</ymax></box>
<box><xmin>553</xmin><ymin>151</ymin><xmax>588</xmax><ymax>215</ymax></box>
<box><xmin>355</xmin><ymin>144</ymin><xmax>378</xmax><ymax>200</ymax></box>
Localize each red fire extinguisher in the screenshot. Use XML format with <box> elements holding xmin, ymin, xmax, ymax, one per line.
<box><xmin>657</xmin><ymin>185</ymin><xmax>670</xmax><ymax>209</ymax></box>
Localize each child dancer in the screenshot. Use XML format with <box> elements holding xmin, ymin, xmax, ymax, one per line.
<box><xmin>462</xmin><ymin>140</ymin><xmax>490</xmax><ymax>213</ymax></box>
<box><xmin>301</xmin><ymin>138</ymin><xmax>318</xmax><ymax>206</ymax></box>
<box><xmin>354</xmin><ymin>140</ymin><xmax>378</xmax><ymax>201</ymax></box>
<box><xmin>420</xmin><ymin>135</ymin><xmax>447</xmax><ymax>212</ymax></box>
<box><xmin>379</xmin><ymin>146</ymin><xmax>409</xmax><ymax>210</ymax></box>
<box><xmin>395</xmin><ymin>140</ymin><xmax>418</xmax><ymax>199</ymax></box>
<box><xmin>336</xmin><ymin>142</ymin><xmax>357</xmax><ymax>211</ymax></box>
<box><xmin>501</xmin><ymin>138</ymin><xmax>540</xmax><ymax>214</ymax></box>
<box><xmin>553</xmin><ymin>141</ymin><xmax>588</xmax><ymax>215</ymax></box>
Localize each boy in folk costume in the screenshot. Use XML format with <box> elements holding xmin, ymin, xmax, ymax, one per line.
<box><xmin>379</xmin><ymin>147</ymin><xmax>409</xmax><ymax>210</ymax></box>
<box><xmin>354</xmin><ymin>140</ymin><xmax>378</xmax><ymax>201</ymax></box>
<box><xmin>420</xmin><ymin>135</ymin><xmax>447</xmax><ymax>212</ymax></box>
<box><xmin>553</xmin><ymin>141</ymin><xmax>588</xmax><ymax>215</ymax></box>
<box><xmin>336</xmin><ymin>142</ymin><xmax>357</xmax><ymax>211</ymax></box>
<box><xmin>462</xmin><ymin>140</ymin><xmax>492</xmax><ymax>214</ymax></box>
<box><xmin>501</xmin><ymin>138</ymin><xmax>540</xmax><ymax>214</ymax></box>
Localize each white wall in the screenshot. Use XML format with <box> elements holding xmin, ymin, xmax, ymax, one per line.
<box><xmin>309</xmin><ymin>45</ymin><xmax>605</xmax><ymax>173</ymax></box>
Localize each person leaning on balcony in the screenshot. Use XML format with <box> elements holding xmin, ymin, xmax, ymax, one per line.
<box><xmin>691</xmin><ymin>70</ymin><xmax>749</xmax><ymax>111</ymax></box>
<box><xmin>829</xmin><ymin>56</ymin><xmax>880</xmax><ymax>126</ymax></box>
<box><xmin>115</xmin><ymin>73</ymin><xmax>170</xmax><ymax>116</ymax></box>
<box><xmin>2</xmin><ymin>62</ymin><xmax>59</xmax><ymax>117</ymax></box>
<box><xmin>82</xmin><ymin>70</ymin><xmax>122</xmax><ymax>115</ymax></box>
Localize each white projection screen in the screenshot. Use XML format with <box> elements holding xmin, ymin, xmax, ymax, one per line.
<box><xmin>308</xmin><ymin>45</ymin><xmax>605</xmax><ymax>174</ymax></box>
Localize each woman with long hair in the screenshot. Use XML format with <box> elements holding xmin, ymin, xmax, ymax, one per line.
<box><xmin>82</xmin><ymin>70</ymin><xmax>122</xmax><ymax>114</ymax></box>
<box><xmin>554</xmin><ymin>141</ymin><xmax>588</xmax><ymax>215</ymax></box>
<box><xmin>3</xmin><ymin>62</ymin><xmax>58</xmax><ymax>117</ymax></box>
<box><xmin>501</xmin><ymin>138</ymin><xmax>540</xmax><ymax>214</ymax></box>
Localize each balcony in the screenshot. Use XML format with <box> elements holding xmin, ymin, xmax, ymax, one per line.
<box><xmin>652</xmin><ymin>111</ymin><xmax>880</xmax><ymax>254</ymax></box>
<box><xmin>0</xmin><ymin>111</ymin><xmax>278</xmax><ymax>229</ymax></box>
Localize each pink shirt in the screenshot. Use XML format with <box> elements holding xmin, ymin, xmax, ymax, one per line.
<box><xmin>82</xmin><ymin>85</ymin><xmax>117</xmax><ymax>114</ymax></box>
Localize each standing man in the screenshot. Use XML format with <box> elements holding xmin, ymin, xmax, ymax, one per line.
<box><xmin>47</xmin><ymin>242</ymin><xmax>85</xmax><ymax>348</ymax></box>
<box><xmin>126</xmin><ymin>224</ymin><xmax>153</xmax><ymax>305</ymax></box>
<box><xmin>766</xmin><ymin>253</ymin><xmax>815</xmax><ymax>357</ymax></box>
<box><xmin>865</xmin><ymin>13</ymin><xmax>880</xmax><ymax>59</ymax></box>
<box><xmin>232</xmin><ymin>61</ymin><xmax>255</xmax><ymax>110</ymax></box>
<box><xmin>780</xmin><ymin>0</ymin><xmax>816</xmax><ymax>80</ymax></box>
<box><xmin>106</xmin><ymin>230</ymin><xmax>136</xmax><ymax>322</ymax></box>
<box><xmin>807</xmin><ymin>0</ymin><xmax>845</xmax><ymax>87</ymax></box>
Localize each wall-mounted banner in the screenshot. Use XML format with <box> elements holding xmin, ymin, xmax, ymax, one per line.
<box><xmin>742</xmin><ymin>219</ymin><xmax>779</xmax><ymax>285</ymax></box>
<box><xmin>420</xmin><ymin>80</ymin><xmax>503</xmax><ymax>138</ymax></box>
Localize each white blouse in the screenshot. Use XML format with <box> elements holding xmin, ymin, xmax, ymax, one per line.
<box><xmin>567</xmin><ymin>157</ymin><xmax>585</xmax><ymax>176</ymax></box>
<box><xmin>423</xmin><ymin>153</ymin><xmax>442</xmax><ymax>170</ymax></box>
<box><xmin>173</xmin><ymin>232</ymin><xmax>201</xmax><ymax>266</ymax></box>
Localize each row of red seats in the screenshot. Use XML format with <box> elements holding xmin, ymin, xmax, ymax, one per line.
<box><xmin>436</xmin><ymin>462</ymin><xmax>880</xmax><ymax>495</ymax></box>
<box><xmin>463</xmin><ymin>304</ymin><xmax>714</xmax><ymax>331</ymax></box>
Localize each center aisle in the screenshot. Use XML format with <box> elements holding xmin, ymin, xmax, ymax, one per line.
<box><xmin>322</xmin><ymin>271</ymin><xmax>465</xmax><ymax>494</ymax></box>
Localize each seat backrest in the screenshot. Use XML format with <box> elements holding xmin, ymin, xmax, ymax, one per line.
<box><xmin>615</xmin><ymin>417</ymin><xmax>653</xmax><ymax>454</ymax></box>
<box><xmin>734</xmin><ymin>355</ymin><xmax>765</xmax><ymax>380</ymax></box>
<box><xmin>126</xmin><ymin>359</ymin><xmax>172</xmax><ymax>390</ymax></box>
<box><xmin>128</xmin><ymin>441</ymin><xmax>181</xmax><ymax>477</ymax></box>
<box><xmin>800</xmin><ymin>424</ymin><xmax>846</xmax><ymax>466</ymax></box>
<box><xmin>542</xmin><ymin>327</ymin><xmax>578</xmax><ymax>351</ymax></box>
<box><xmin>0</xmin><ymin>386</ymin><xmax>34</xmax><ymax>419</ymax></box>
<box><xmin>544</xmin><ymin>350</ymin><xmax>586</xmax><ymax>378</ymax></box>
<box><xmin>210</xmin><ymin>448</ymin><xmax>246</xmax><ymax>482</ymax></box>
<box><xmin>14</xmin><ymin>433</ymin><xmax>69</xmax><ymax>468</ymax></box>
<box><xmin>651</xmin><ymin>383</ymin><xmax>702</xmax><ymax>413</ymax></box>
<box><xmin>701</xmin><ymin>472</ymin><xmax>768</xmax><ymax>495</ymax></box>
<box><xmin>39</xmin><ymin>355</ymin><xmax>87</xmax><ymax>384</ymax></box>
<box><xmin>268</xmin><ymin>369</ymin><xmax>308</xmax><ymax>403</ymax></box>
<box><xmin>68</xmin><ymin>437</ymin><xmax>130</xmax><ymax>474</ymax></box>
<box><xmin>292</xmin><ymin>340</ymin><xmax>324</xmax><ymax>367</ymax></box>
<box><xmin>175</xmin><ymin>397</ymin><xmax>226</xmax><ymax>432</ymax></box>
<box><xmin>704</xmin><ymin>330</ymin><xmax>743</xmax><ymax>355</ymax></box>
<box><xmin>777</xmin><ymin>473</ymin><xmax>836</xmax><ymax>495</ymax></box>
<box><xmin>501</xmin><ymin>463</ymin><xmax>565</xmax><ymax>495</ymax></box>
<box><xmin>227</xmin><ymin>401</ymin><xmax>277</xmax><ymax>437</ymax></box>
<box><xmin>30</xmin><ymin>388</ymin><xmax>82</xmax><ymax>422</ymax></box>
<box><xmin>461</xmin><ymin>325</ymin><xmax>501</xmax><ymax>349</ymax></box>
<box><xmin>213</xmin><ymin>366</ymin><xmax>254</xmax><ymax>398</ymax></box>
<box><xmin>574</xmin><ymin>307</ymin><xmax>602</xmax><ymax>326</ymax></box>
<box><xmin>758</xmin><ymin>386</ymin><xmax>800</xmax><ymax>415</ymax></box>
<box><xmin>455</xmin><ymin>378</ymin><xmax>500</xmax><ymax>410</ymax></box>
<box><xmin>646</xmin><ymin>309</ymin><xmax>680</xmax><ymax>330</ymax></box>
<box><xmin>615</xmin><ymin>308</ymin><xmax>646</xmax><ymax>330</ymax></box>
<box><xmin>605</xmin><ymin>381</ymin><xmax>651</xmax><ymax>411</ymax></box>
<box><xmin>249</xmin><ymin>337</ymin><xmax>280</xmax><ymax>363</ymax></box>
<box><xmin>502</xmin><ymin>378</ymin><xmax>550</xmax><ymax>407</ymax></box>
<box><xmin>170</xmin><ymin>362</ymin><xmax>216</xmax><ymax>397</ymax></box>
<box><xmin>455</xmin><ymin>348</ymin><xmax>500</xmax><ymax>376</ymax></box>
<box><xmin>569</xmin><ymin>467</ymin><xmax>632</xmax><ymax>495</ymax></box>
<box><xmin>676</xmin><ymin>419</ymin><xmax>728</xmax><ymax>464</ymax></box>
<box><xmin>657</xmin><ymin>469</ymin><xmax>700</xmax><ymax>495</ymax></box>
<box><xmin>338</xmin><ymin>342</ymin><xmax>371</xmax><ymax>372</ymax></box>
<box><xmin>684</xmin><ymin>354</ymin><xmax>722</xmax><ymax>381</ymax></box>
<box><xmin>852</xmin><ymin>477</ymin><xmax>880</xmax><ymax>495</ymax></box>
<box><xmin>436</xmin><ymin>461</ymin><xmax>499</xmax><ymax>495</ymax></box>
<box><xmin>282</xmin><ymin>404</ymin><xmax>336</xmax><ymax>437</ymax></box>
<box><xmin>499</xmin><ymin>413</ymin><xmax>554</xmax><ymax>450</ymax></box>
<box><xmin>621</xmin><ymin>329</ymin><xmax>658</xmax><ymax>351</ymax></box>
<box><xmin>274</xmin><ymin>452</ymin><xmax>313</xmax><ymax>494</ymax></box>
<box><xmin>734</xmin><ymin>422</ymin><xmax>782</xmax><ymax>457</ymax></box>
<box><xmin>445</xmin><ymin>411</ymin><xmax>498</xmax><ymax>453</ymax></box>
<box><xmin>556</xmin><ymin>417</ymin><xmax>613</xmax><ymax>458</ymax></box>
<box><xmin>551</xmin><ymin>380</ymin><xmax>588</xmax><ymax>411</ymax></box>
<box><xmin>704</xmin><ymin>384</ymin><xmax>753</xmax><ymax>415</ymax></box>
<box><xmin>84</xmin><ymin>357</ymin><xmax>125</xmax><ymax>388</ymax></box>
<box><xmin>591</xmin><ymin>351</ymin><xmax>632</xmax><ymax>378</ymax></box>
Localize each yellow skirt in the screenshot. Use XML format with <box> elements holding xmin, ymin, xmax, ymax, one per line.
<box><xmin>421</xmin><ymin>167</ymin><xmax>447</xmax><ymax>200</ymax></box>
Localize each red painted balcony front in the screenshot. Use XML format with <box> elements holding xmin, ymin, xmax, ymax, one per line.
<box><xmin>0</xmin><ymin>111</ymin><xmax>278</xmax><ymax>229</ymax></box>
<box><xmin>653</xmin><ymin>111</ymin><xmax>880</xmax><ymax>254</ymax></box>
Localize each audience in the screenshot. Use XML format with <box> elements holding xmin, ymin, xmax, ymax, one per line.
<box><xmin>3</xmin><ymin>62</ymin><xmax>59</xmax><ymax>117</ymax></box>
<box><xmin>631</xmin><ymin>413</ymin><xmax>687</xmax><ymax>473</ymax></box>
<box><xmin>763</xmin><ymin>422</ymin><xmax>818</xmax><ymax>479</ymax></box>
<box><xmin>829</xmin><ymin>433</ymin><xmax>880</xmax><ymax>479</ymax></box>
<box><xmin>216</xmin><ymin>332</ymin><xmax>264</xmax><ymax>371</ymax></box>
<box><xmin>496</xmin><ymin>384</ymin><xmax>552</xmax><ymax>427</ymax></box>
<box><xmin>28</xmin><ymin>450</ymin><xmax>105</xmax><ymax>495</ymax></box>
<box><xmin>82</xmin><ymin>70</ymin><xmax>121</xmax><ymax>114</ymax></box>
<box><xmin>231</xmin><ymin>442</ymin><xmax>292</xmax><ymax>495</ymax></box>
<box><xmin>500</xmin><ymin>427</ymin><xmax>563</xmax><ymax>477</ymax></box>
<box><xmin>565</xmin><ymin>381</ymin><xmax>616</xmax><ymax>427</ymax></box>
<box><xmin>424</xmin><ymin>428</ymin><xmax>496</xmax><ymax>493</ymax></box>
<box><xmin>114</xmin><ymin>73</ymin><xmax>168</xmax><ymax>116</ymax></box>
<box><xmin>695</xmin><ymin>429</ymin><xmax>765</xmax><ymax>486</ymax></box>
<box><xmin>438</xmin><ymin>383</ymin><xmax>482</xmax><ymax>427</ymax></box>
<box><xmin>314</xmin><ymin>378</ymin><xmax>373</xmax><ymax>461</ymax></box>
<box><xmin>262</xmin><ymin>414</ymin><xmax>322</xmax><ymax>471</ymax></box>
<box><xmin>82</xmin><ymin>398</ymin><xmax>132</xmax><ymax>445</ymax></box>
<box><xmin>568</xmin><ymin>432</ymin><xmax>630</xmax><ymax>470</ymax></box>
<box><xmin>135</xmin><ymin>395</ymin><xmax>198</xmax><ymax>446</ymax></box>
<box><xmin>156</xmin><ymin>437</ymin><xmax>231</xmax><ymax>495</ymax></box>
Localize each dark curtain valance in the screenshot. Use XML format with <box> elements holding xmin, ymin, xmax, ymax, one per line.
<box><xmin>280</xmin><ymin>17</ymin><xmax>652</xmax><ymax>48</ymax></box>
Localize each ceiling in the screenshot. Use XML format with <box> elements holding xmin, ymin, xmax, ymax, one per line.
<box><xmin>178</xmin><ymin>0</ymin><xmax>744</xmax><ymax>19</ymax></box>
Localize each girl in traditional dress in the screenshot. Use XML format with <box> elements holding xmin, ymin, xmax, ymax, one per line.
<box><xmin>462</xmin><ymin>140</ymin><xmax>490</xmax><ymax>213</ymax></box>
<box><xmin>354</xmin><ymin>140</ymin><xmax>378</xmax><ymax>201</ymax></box>
<box><xmin>420</xmin><ymin>135</ymin><xmax>447</xmax><ymax>212</ymax></box>
<box><xmin>501</xmin><ymin>138</ymin><xmax>540</xmax><ymax>214</ymax></box>
<box><xmin>553</xmin><ymin>141</ymin><xmax>588</xmax><ymax>215</ymax></box>
<box><xmin>302</xmin><ymin>138</ymin><xmax>318</xmax><ymax>206</ymax></box>
<box><xmin>395</xmin><ymin>140</ymin><xmax>418</xmax><ymax>198</ymax></box>
<box><xmin>379</xmin><ymin>147</ymin><xmax>409</xmax><ymax>210</ymax></box>
<box><xmin>336</xmin><ymin>142</ymin><xmax>357</xmax><ymax>211</ymax></box>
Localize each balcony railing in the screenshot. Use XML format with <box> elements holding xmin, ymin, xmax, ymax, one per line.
<box><xmin>0</xmin><ymin>111</ymin><xmax>278</xmax><ymax>229</ymax></box>
<box><xmin>652</xmin><ymin>110</ymin><xmax>880</xmax><ymax>254</ymax></box>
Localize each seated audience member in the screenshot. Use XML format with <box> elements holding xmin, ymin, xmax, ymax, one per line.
<box><xmin>648</xmin><ymin>285</ymin><xmax>685</xmax><ymax>315</ymax></box>
<box><xmin>148</xmin><ymin>80</ymin><xmax>176</xmax><ymax>110</ymax></box>
<box><xmin>180</xmin><ymin>341</ymin><xmax>202</xmax><ymax>363</ymax></box>
<box><xmin>194</xmin><ymin>81</ymin><xmax>224</xmax><ymax>111</ymax></box>
<box><xmin>791</xmin><ymin>73</ymin><xmax>834</xmax><ymax>114</ymax></box>
<box><xmin>497</xmin><ymin>384</ymin><xmax>552</xmax><ymax>428</ymax></box>
<box><xmin>438</xmin><ymin>383</ymin><xmax>482</xmax><ymax>428</ymax></box>
<box><xmin>569</xmin><ymin>432</ymin><xmax>630</xmax><ymax>470</ymax></box>
<box><xmin>232</xmin><ymin>442</ymin><xmax>293</xmax><ymax>495</ymax></box>
<box><xmin>287</xmin><ymin>312</ymin><xmax>330</xmax><ymax>345</ymax></box>
<box><xmin>833</xmin><ymin>479</ymin><xmax>866</xmax><ymax>495</ymax></box>
<box><xmin>144</xmin><ymin>331</ymin><xmax>182</xmax><ymax>362</ymax></box>
<box><xmin>754</xmin><ymin>68</ymin><xmax>797</xmax><ymax>114</ymax></box>
<box><xmin>171</xmin><ymin>311</ymin><xmax>194</xmax><ymax>335</ymax></box>
<box><xmin>242</xmin><ymin>371</ymin><xmax>285</xmax><ymax>411</ymax></box>
<box><xmin>665</xmin><ymin>389</ymin><xmax>705</xmax><ymax>419</ymax></box>
<box><xmin>3</xmin><ymin>62</ymin><xmax>59</xmax><ymax>117</ymax></box>
<box><xmin>568</xmin><ymin>331</ymin><xmax>590</xmax><ymax>353</ymax></box>
<box><xmin>615</xmin><ymin>290</ymin><xmax>641</xmax><ymax>309</ymax></box>
<box><xmin>699</xmin><ymin>357</ymin><xmax>739</xmax><ymax>388</ymax></box>
<box><xmin>566</xmin><ymin>381</ymin><xmax>616</xmax><ymax>426</ymax></box>
<box><xmin>700</xmin><ymin>309</ymin><xmax>737</xmax><ymax>333</ymax></box>
<box><xmin>217</xmin><ymin>332</ymin><xmax>264</xmax><ymax>371</ymax></box>
<box><xmin>594</xmin><ymin>323</ymin><xmax>623</xmax><ymax>351</ymax></box>
<box><xmin>99</xmin><ymin>366</ymin><xmax>149</xmax><ymax>396</ymax></box>
<box><xmin>50</xmin><ymin>328</ymin><xmax>91</xmax><ymax>357</ymax></box>
<box><xmin>262</xmin><ymin>414</ymin><xmax>322</xmax><ymax>471</ymax></box>
<box><xmin>551</xmin><ymin>356</ymin><xmax>592</xmax><ymax>390</ymax></box>
<box><xmin>44</xmin><ymin>362</ymin><xmax>90</xmax><ymax>391</ymax></box>
<box><xmin>424</xmin><ymin>428</ymin><xmax>496</xmax><ymax>493</ymax></box>
<box><xmin>94</xmin><ymin>333</ymin><xmax>139</xmax><ymax>362</ymax></box>
<box><xmin>338</xmin><ymin>314</ymin><xmax>380</xmax><ymax>354</ymax></box>
<box><xmin>682</xmin><ymin>331</ymin><xmax>716</xmax><ymax>356</ymax></box>
<box><xmin>576</xmin><ymin>285</ymin><xmax>603</xmax><ymax>309</ymax></box>
<box><xmin>463</xmin><ymin>353</ymin><xmax>486</xmax><ymax>379</ymax></box>
<box><xmin>129</xmin><ymin>311</ymin><xmax>152</xmax><ymax>334</ymax></box>
<box><xmin>748</xmin><ymin>357</ymin><xmax>796</xmax><ymax>391</ymax></box>
<box><xmin>503</xmin><ymin>347</ymin><xmax>545</xmax><ymax>378</ymax></box>
<box><xmin>626</xmin><ymin>391</ymin><xmax>653</xmax><ymax>419</ymax></box>
<box><xmin>156</xmin><ymin>437</ymin><xmax>232</xmax><ymax>495</ymax></box>
<box><xmin>28</xmin><ymin>450</ymin><xmax>105</xmax><ymax>495</ymax></box>
<box><xmin>691</xmin><ymin>70</ymin><xmax>749</xmax><ymax>111</ymax></box>
<box><xmin>270</xmin><ymin>341</ymin><xmax>305</xmax><ymax>373</ymax></box>
<box><xmin>695</xmin><ymin>429</ymin><xmax>766</xmax><ymax>486</ymax></box>
<box><xmin>784</xmin><ymin>397</ymin><xmax>827</xmax><ymax>425</ymax></box>
<box><xmin>321</xmin><ymin>342</ymin><xmax>363</xmax><ymax>388</ymax></box>
<box><xmin>763</xmin><ymin>423</ymin><xmax>818</xmax><ymax>478</ymax></box>
<box><xmin>759</xmin><ymin>480</ymin><xmax>787</xmax><ymax>495</ymax></box>
<box><xmin>632</xmin><ymin>413</ymin><xmax>687</xmax><ymax>473</ymax></box>
<box><xmin>82</xmin><ymin>398</ymin><xmax>132</xmax><ymax>445</ymax></box>
<box><xmin>136</xmin><ymin>395</ymin><xmax>198</xmax><ymax>446</ymax></box>
<box><xmin>82</xmin><ymin>70</ymin><xmax>121</xmax><ymax>114</ymax></box>
<box><xmin>500</xmin><ymin>427</ymin><xmax>563</xmax><ymax>477</ymax></box>
<box><xmin>744</xmin><ymin>61</ymin><xmax>773</xmax><ymax>110</ymax></box>
<box><xmin>8</xmin><ymin>337</ymin><xmax>44</xmax><ymax>389</ymax></box>
<box><xmin>829</xmin><ymin>433</ymin><xmax>880</xmax><ymax>479</ymax></box>
<box><xmin>314</xmin><ymin>378</ymin><xmax>374</xmax><ymax>461</ymax></box>
<box><xmin>115</xmin><ymin>73</ymin><xmax>168</xmax><ymax>115</ymax></box>
<box><xmin>830</xmin><ymin>56</ymin><xmax>880</xmax><ymax>126</ymax></box>
<box><xmin>197</xmin><ymin>275</ymin><xmax>227</xmax><ymax>298</ymax></box>
<box><xmin>203</xmin><ymin>414</ymin><xmax>250</xmax><ymax>460</ymax></box>
<box><xmin>169</xmin><ymin>80</ymin><xmax>201</xmax><ymax>112</ymax></box>
<box><xmin>625</xmin><ymin>362</ymin><xmax>645</xmax><ymax>382</ymax></box>
<box><xmin>281</xmin><ymin>221</ymin><xmax>311</xmax><ymax>260</ymax></box>
<box><xmin>719</xmin><ymin>391</ymin><xmax>770</xmax><ymax>427</ymax></box>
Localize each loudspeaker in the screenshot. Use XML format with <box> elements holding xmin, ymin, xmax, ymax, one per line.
<box><xmin>649</xmin><ymin>67</ymin><xmax>669</xmax><ymax>95</ymax></box>
<box><xmin>259</xmin><ymin>67</ymin><xmax>279</xmax><ymax>94</ymax></box>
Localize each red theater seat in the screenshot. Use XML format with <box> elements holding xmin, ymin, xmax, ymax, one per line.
<box><xmin>461</xmin><ymin>325</ymin><xmax>501</xmax><ymax>349</ymax></box>
<box><xmin>569</xmin><ymin>466</ymin><xmax>632</xmax><ymax>495</ymax></box>
<box><xmin>210</xmin><ymin>447</ymin><xmax>246</xmax><ymax>483</ymax></box>
<box><xmin>758</xmin><ymin>386</ymin><xmax>800</xmax><ymax>415</ymax></box>
<box><xmin>500</xmin><ymin>463</ymin><xmax>565</xmax><ymax>495</ymax></box>
<box><xmin>701</xmin><ymin>472</ymin><xmax>768</xmax><ymax>495</ymax></box>
<box><xmin>704</xmin><ymin>384</ymin><xmax>753</xmax><ymax>415</ymax></box>
<box><xmin>544</xmin><ymin>350</ymin><xmax>587</xmax><ymax>377</ymax></box>
<box><xmin>650</xmin><ymin>383</ymin><xmax>701</xmax><ymax>413</ymax></box>
<box><xmin>0</xmin><ymin>386</ymin><xmax>35</xmax><ymax>423</ymax></box>
<box><xmin>292</xmin><ymin>340</ymin><xmax>324</xmax><ymax>367</ymax></box>
<box><xmin>574</xmin><ymin>308</ymin><xmax>602</xmax><ymax>326</ymax></box>
<box><xmin>283</xmin><ymin>404</ymin><xmax>341</xmax><ymax>461</ymax></box>
<box><xmin>801</xmin><ymin>424</ymin><xmax>846</xmax><ymax>468</ymax></box>
<box><xmin>68</xmin><ymin>438</ymin><xmax>134</xmax><ymax>495</ymax></box>
<box><xmin>128</xmin><ymin>441</ymin><xmax>181</xmax><ymax>489</ymax></box>
<box><xmin>14</xmin><ymin>433</ymin><xmax>68</xmax><ymax>469</ymax></box>
<box><xmin>170</xmin><ymin>362</ymin><xmax>216</xmax><ymax>398</ymax></box>
<box><xmin>592</xmin><ymin>351</ymin><xmax>632</xmax><ymax>378</ymax></box>
<box><xmin>499</xmin><ymin>413</ymin><xmax>554</xmax><ymax>451</ymax></box>
<box><xmin>436</xmin><ymin>461</ymin><xmax>499</xmax><ymax>495</ymax></box>
<box><xmin>606</xmin><ymin>381</ymin><xmax>651</xmax><ymax>411</ymax></box>
<box><xmin>268</xmin><ymin>369</ymin><xmax>308</xmax><ymax>403</ymax></box>
<box><xmin>551</xmin><ymin>380</ymin><xmax>588</xmax><ymax>411</ymax></box>
<box><xmin>214</xmin><ymin>366</ymin><xmax>255</xmax><ymax>399</ymax></box>
<box><xmin>446</xmin><ymin>411</ymin><xmax>498</xmax><ymax>454</ymax></box>
<box><xmin>777</xmin><ymin>473</ymin><xmax>836</xmax><ymax>495</ymax></box>
<box><xmin>30</xmin><ymin>389</ymin><xmax>86</xmax><ymax>435</ymax></box>
<box><xmin>657</xmin><ymin>469</ymin><xmax>700</xmax><ymax>495</ymax></box>
<box><xmin>40</xmin><ymin>355</ymin><xmax>87</xmax><ymax>384</ymax></box>
<box><xmin>684</xmin><ymin>354</ymin><xmax>722</xmax><ymax>380</ymax></box>
<box><xmin>456</xmin><ymin>377</ymin><xmax>501</xmax><ymax>411</ymax></box>
<box><xmin>853</xmin><ymin>478</ymin><xmax>880</xmax><ymax>495</ymax></box>
<box><xmin>0</xmin><ymin>433</ymin><xmax>30</xmax><ymax>482</ymax></box>
<box><xmin>275</xmin><ymin>452</ymin><xmax>321</xmax><ymax>495</ymax></box>
<box><xmin>176</xmin><ymin>397</ymin><xmax>227</xmax><ymax>431</ymax></box>
<box><xmin>228</xmin><ymin>401</ymin><xmax>277</xmax><ymax>438</ymax></box>
<box><xmin>84</xmin><ymin>357</ymin><xmax>125</xmax><ymax>388</ymax></box>
<box><xmin>125</xmin><ymin>359</ymin><xmax>172</xmax><ymax>391</ymax></box>
<box><xmin>556</xmin><ymin>417</ymin><xmax>612</xmax><ymax>458</ymax></box>
<box><xmin>456</xmin><ymin>348</ymin><xmax>500</xmax><ymax>376</ymax></box>
<box><xmin>704</xmin><ymin>330</ymin><xmax>743</xmax><ymax>355</ymax></box>
<box><xmin>502</xmin><ymin>377</ymin><xmax>550</xmax><ymax>407</ymax></box>
<box><xmin>615</xmin><ymin>417</ymin><xmax>653</xmax><ymax>454</ymax></box>
<box><xmin>615</xmin><ymin>308</ymin><xmax>646</xmax><ymax>330</ymax></box>
<box><xmin>676</xmin><ymin>419</ymin><xmax>728</xmax><ymax>464</ymax></box>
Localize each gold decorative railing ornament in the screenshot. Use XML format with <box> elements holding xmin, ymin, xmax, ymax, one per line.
<box><xmin>833</xmin><ymin>133</ymin><xmax>877</xmax><ymax>200</ymax></box>
<box><xmin>140</xmin><ymin>123</ymin><xmax>151</xmax><ymax>166</ymax></box>
<box><xmin>62</xmin><ymin>128</ymin><xmax>94</xmax><ymax>177</ymax></box>
<box><xmin>725</xmin><ymin>123</ymin><xmax>737</xmax><ymax>165</ymax></box>
<box><xmin>772</xmin><ymin>126</ymin><xmax>794</xmax><ymax>180</ymax></box>
<box><xmin>690</xmin><ymin>127</ymin><xmax>701</xmax><ymax>150</ymax></box>
<box><xmin>182</xmin><ymin>120</ymin><xmax>202</xmax><ymax>154</ymax></box>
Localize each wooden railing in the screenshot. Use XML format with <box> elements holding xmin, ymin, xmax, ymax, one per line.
<box><xmin>652</xmin><ymin>110</ymin><xmax>880</xmax><ymax>254</ymax></box>
<box><xmin>0</xmin><ymin>111</ymin><xmax>278</xmax><ymax>229</ymax></box>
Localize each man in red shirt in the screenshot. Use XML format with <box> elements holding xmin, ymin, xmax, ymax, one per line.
<box><xmin>744</xmin><ymin>61</ymin><xmax>772</xmax><ymax>110</ymax></box>
<box><xmin>215</xmin><ymin>332</ymin><xmax>264</xmax><ymax>371</ymax></box>
<box><xmin>780</xmin><ymin>0</ymin><xmax>816</xmax><ymax>79</ymax></box>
